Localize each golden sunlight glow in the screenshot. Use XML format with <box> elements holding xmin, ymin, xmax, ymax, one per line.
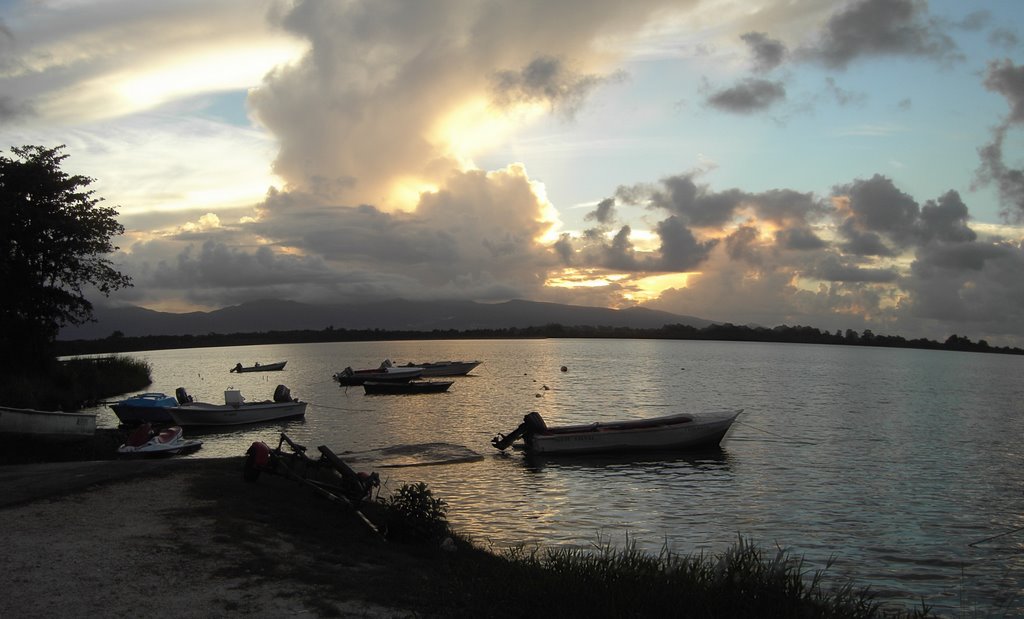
<box><xmin>41</xmin><ymin>38</ymin><xmax>307</xmax><ymax>123</ymax></box>
<box><xmin>431</xmin><ymin>97</ymin><xmax>545</xmax><ymax>169</ymax></box>
<box><xmin>545</xmin><ymin>269</ymin><xmax>695</xmax><ymax>305</ymax></box>
<box><xmin>628</xmin><ymin>272</ymin><xmax>692</xmax><ymax>298</ymax></box>
<box><xmin>117</xmin><ymin>42</ymin><xmax>304</xmax><ymax>109</ymax></box>
<box><xmin>546</xmin><ymin>268</ymin><xmax>627</xmax><ymax>289</ymax></box>
<box><xmin>389</xmin><ymin>178</ymin><xmax>441</xmax><ymax>212</ymax></box>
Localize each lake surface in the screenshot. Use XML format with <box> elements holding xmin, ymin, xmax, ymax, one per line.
<box><xmin>84</xmin><ymin>339</ymin><xmax>1024</xmax><ymax>615</ymax></box>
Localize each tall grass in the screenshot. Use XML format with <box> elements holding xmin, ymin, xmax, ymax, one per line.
<box><xmin>474</xmin><ymin>535</ymin><xmax>932</xmax><ymax>618</ymax></box>
<box><xmin>0</xmin><ymin>355</ymin><xmax>151</xmax><ymax>410</ymax></box>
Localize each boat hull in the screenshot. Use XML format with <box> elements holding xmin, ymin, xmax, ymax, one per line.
<box><xmin>110</xmin><ymin>393</ymin><xmax>178</xmax><ymax>425</ymax></box>
<box><xmin>524</xmin><ymin>410</ymin><xmax>741</xmax><ymax>455</ymax></box>
<box><xmin>0</xmin><ymin>406</ymin><xmax>96</xmax><ymax>441</ymax></box>
<box><xmin>385</xmin><ymin>360</ymin><xmax>481</xmax><ymax>377</ymax></box>
<box><xmin>231</xmin><ymin>361</ymin><xmax>287</xmax><ymax>373</ymax></box>
<box><xmin>363</xmin><ymin>380</ymin><xmax>453</xmax><ymax>395</ymax></box>
<box><xmin>169</xmin><ymin>401</ymin><xmax>307</xmax><ymax>427</ymax></box>
<box><xmin>334</xmin><ymin>367</ymin><xmax>422</xmax><ymax>386</ymax></box>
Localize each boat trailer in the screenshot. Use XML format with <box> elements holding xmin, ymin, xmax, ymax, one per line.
<box><xmin>244</xmin><ymin>433</ymin><xmax>382</xmax><ymax>536</ymax></box>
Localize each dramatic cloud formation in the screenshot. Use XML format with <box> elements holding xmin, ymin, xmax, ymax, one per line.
<box><xmin>4</xmin><ymin>0</ymin><xmax>1024</xmax><ymax>345</ymax></box>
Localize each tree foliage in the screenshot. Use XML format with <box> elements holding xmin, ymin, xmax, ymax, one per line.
<box><xmin>0</xmin><ymin>145</ymin><xmax>131</xmax><ymax>368</ymax></box>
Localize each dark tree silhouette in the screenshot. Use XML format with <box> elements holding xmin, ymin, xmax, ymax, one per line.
<box><xmin>0</xmin><ymin>145</ymin><xmax>131</xmax><ymax>370</ymax></box>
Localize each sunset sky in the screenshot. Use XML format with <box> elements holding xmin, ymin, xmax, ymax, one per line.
<box><xmin>4</xmin><ymin>0</ymin><xmax>1024</xmax><ymax>344</ymax></box>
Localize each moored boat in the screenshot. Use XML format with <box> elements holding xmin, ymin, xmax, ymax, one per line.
<box><xmin>0</xmin><ymin>406</ymin><xmax>96</xmax><ymax>441</ymax></box>
<box><xmin>333</xmin><ymin>364</ymin><xmax>422</xmax><ymax>386</ymax></box>
<box><xmin>109</xmin><ymin>391</ymin><xmax>186</xmax><ymax>425</ymax></box>
<box><xmin>231</xmin><ymin>361</ymin><xmax>287</xmax><ymax>373</ymax></box>
<box><xmin>116</xmin><ymin>423</ymin><xmax>202</xmax><ymax>456</ymax></box>
<box><xmin>169</xmin><ymin>385</ymin><xmax>306</xmax><ymax>427</ymax></box>
<box><xmin>381</xmin><ymin>359</ymin><xmax>481</xmax><ymax>377</ymax></box>
<box><xmin>363</xmin><ymin>380</ymin><xmax>454</xmax><ymax>395</ymax></box>
<box><xmin>492</xmin><ymin>409</ymin><xmax>742</xmax><ymax>455</ymax></box>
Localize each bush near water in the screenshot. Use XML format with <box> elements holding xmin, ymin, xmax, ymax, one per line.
<box><xmin>0</xmin><ymin>355</ymin><xmax>152</xmax><ymax>411</ymax></box>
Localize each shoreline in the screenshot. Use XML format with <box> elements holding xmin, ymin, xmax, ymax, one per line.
<box><xmin>0</xmin><ymin>456</ymin><xmax>483</xmax><ymax>618</ymax></box>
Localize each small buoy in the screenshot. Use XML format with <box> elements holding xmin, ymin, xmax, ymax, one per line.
<box><xmin>560</xmin><ymin>366</ymin><xmax>568</xmax><ymax>372</ymax></box>
<box><xmin>535</xmin><ymin>393</ymin><xmax>542</xmax><ymax>398</ymax></box>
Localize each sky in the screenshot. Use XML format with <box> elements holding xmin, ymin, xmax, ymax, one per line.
<box><xmin>3</xmin><ymin>0</ymin><xmax>1024</xmax><ymax>345</ymax></box>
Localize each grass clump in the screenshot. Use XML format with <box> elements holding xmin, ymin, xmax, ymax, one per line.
<box><xmin>381</xmin><ymin>482</ymin><xmax>451</xmax><ymax>543</ymax></box>
<box><xmin>473</xmin><ymin>536</ymin><xmax>932</xmax><ymax>619</ymax></box>
<box><xmin>0</xmin><ymin>355</ymin><xmax>151</xmax><ymax>410</ymax></box>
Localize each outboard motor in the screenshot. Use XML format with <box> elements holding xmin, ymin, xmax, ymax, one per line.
<box><xmin>273</xmin><ymin>384</ymin><xmax>293</xmax><ymax>403</ymax></box>
<box><xmin>491</xmin><ymin>412</ymin><xmax>547</xmax><ymax>451</ymax></box>
<box><xmin>175</xmin><ymin>387</ymin><xmax>193</xmax><ymax>404</ymax></box>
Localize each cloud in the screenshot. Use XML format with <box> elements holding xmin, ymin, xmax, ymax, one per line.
<box><xmin>776</xmin><ymin>227</ymin><xmax>826</xmax><ymax>251</ymax></box>
<box><xmin>585</xmin><ymin>197</ymin><xmax>617</xmax><ymax>224</ymax></box>
<box><xmin>824</xmin><ymin>77</ymin><xmax>865</xmax><ymax>107</ymax></box>
<box><xmin>248</xmin><ymin>0</ymin><xmax>689</xmax><ymax>209</ymax></box>
<box><xmin>977</xmin><ymin>60</ymin><xmax>1024</xmax><ymax>220</ymax></box>
<box><xmin>809</xmin><ymin>254</ymin><xmax>898</xmax><ymax>283</ymax></box>
<box><xmin>492</xmin><ymin>56</ymin><xmax>613</xmax><ymax>118</ymax></box>
<box><xmin>0</xmin><ymin>0</ymin><xmax>304</xmax><ymax>125</ymax></box>
<box><xmin>740</xmin><ymin>32</ymin><xmax>787</xmax><ymax>73</ymax></box>
<box><xmin>705</xmin><ymin>78</ymin><xmax>786</xmax><ymax>113</ymax></box>
<box><xmin>801</xmin><ymin>0</ymin><xmax>960</xmax><ymax>69</ymax></box>
<box><xmin>983</xmin><ymin>59</ymin><xmax>1024</xmax><ymax>124</ymax></box>
<box><xmin>642</xmin><ymin>173</ymin><xmax>823</xmax><ymax>229</ymax></box>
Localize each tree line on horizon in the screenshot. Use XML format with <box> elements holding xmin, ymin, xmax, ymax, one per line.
<box><xmin>54</xmin><ymin>322</ymin><xmax>1022</xmax><ymax>357</ymax></box>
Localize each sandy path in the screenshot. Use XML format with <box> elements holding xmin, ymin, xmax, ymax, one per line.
<box><xmin>0</xmin><ymin>461</ymin><xmax>402</xmax><ymax>618</ymax></box>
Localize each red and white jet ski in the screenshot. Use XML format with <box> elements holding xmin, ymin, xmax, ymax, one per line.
<box><xmin>117</xmin><ymin>423</ymin><xmax>202</xmax><ymax>456</ymax></box>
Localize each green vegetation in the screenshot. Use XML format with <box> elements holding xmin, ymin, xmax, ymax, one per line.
<box><xmin>367</xmin><ymin>480</ymin><xmax>930</xmax><ymax>617</ymax></box>
<box><xmin>0</xmin><ymin>145</ymin><xmax>131</xmax><ymax>372</ymax></box>
<box><xmin>0</xmin><ymin>145</ymin><xmax>135</xmax><ymax>410</ymax></box>
<box><xmin>0</xmin><ymin>355</ymin><xmax>151</xmax><ymax>410</ymax></box>
<box><xmin>57</xmin><ymin>321</ymin><xmax>1022</xmax><ymax>357</ymax></box>
<box><xmin>473</xmin><ymin>536</ymin><xmax>932</xmax><ymax>618</ymax></box>
<box><xmin>381</xmin><ymin>482</ymin><xmax>452</xmax><ymax>543</ymax></box>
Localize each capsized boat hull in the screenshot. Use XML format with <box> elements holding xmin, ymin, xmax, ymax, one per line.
<box><xmin>501</xmin><ymin>409</ymin><xmax>741</xmax><ymax>455</ymax></box>
<box><xmin>169</xmin><ymin>401</ymin><xmax>307</xmax><ymax>427</ymax></box>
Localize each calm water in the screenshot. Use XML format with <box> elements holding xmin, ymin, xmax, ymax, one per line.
<box><xmin>84</xmin><ymin>339</ymin><xmax>1024</xmax><ymax>615</ymax></box>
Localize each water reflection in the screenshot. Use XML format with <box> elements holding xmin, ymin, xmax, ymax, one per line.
<box><xmin>518</xmin><ymin>447</ymin><xmax>733</xmax><ymax>474</ymax></box>
<box><xmin>80</xmin><ymin>339</ymin><xmax>1024</xmax><ymax>615</ymax></box>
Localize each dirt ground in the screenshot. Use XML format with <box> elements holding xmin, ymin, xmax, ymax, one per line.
<box><xmin>0</xmin><ymin>457</ymin><xmax>502</xmax><ymax>618</ymax></box>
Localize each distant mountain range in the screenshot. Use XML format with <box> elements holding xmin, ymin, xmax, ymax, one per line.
<box><xmin>58</xmin><ymin>299</ymin><xmax>715</xmax><ymax>340</ymax></box>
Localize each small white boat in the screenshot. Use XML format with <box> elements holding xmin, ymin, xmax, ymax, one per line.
<box><xmin>381</xmin><ymin>359</ymin><xmax>481</xmax><ymax>377</ymax></box>
<box><xmin>230</xmin><ymin>361</ymin><xmax>287</xmax><ymax>373</ymax></box>
<box><xmin>492</xmin><ymin>409</ymin><xmax>742</xmax><ymax>455</ymax></box>
<box><xmin>169</xmin><ymin>385</ymin><xmax>306</xmax><ymax>427</ymax></box>
<box><xmin>333</xmin><ymin>364</ymin><xmax>422</xmax><ymax>386</ymax></box>
<box><xmin>0</xmin><ymin>406</ymin><xmax>96</xmax><ymax>441</ymax></box>
<box><xmin>117</xmin><ymin>424</ymin><xmax>202</xmax><ymax>456</ymax></box>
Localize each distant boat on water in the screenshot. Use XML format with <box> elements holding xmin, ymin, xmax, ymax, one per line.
<box><xmin>231</xmin><ymin>361</ymin><xmax>287</xmax><ymax>373</ymax></box>
<box><xmin>381</xmin><ymin>359</ymin><xmax>481</xmax><ymax>377</ymax></box>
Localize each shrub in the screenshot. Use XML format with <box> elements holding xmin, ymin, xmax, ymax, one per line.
<box><xmin>382</xmin><ymin>482</ymin><xmax>450</xmax><ymax>543</ymax></box>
